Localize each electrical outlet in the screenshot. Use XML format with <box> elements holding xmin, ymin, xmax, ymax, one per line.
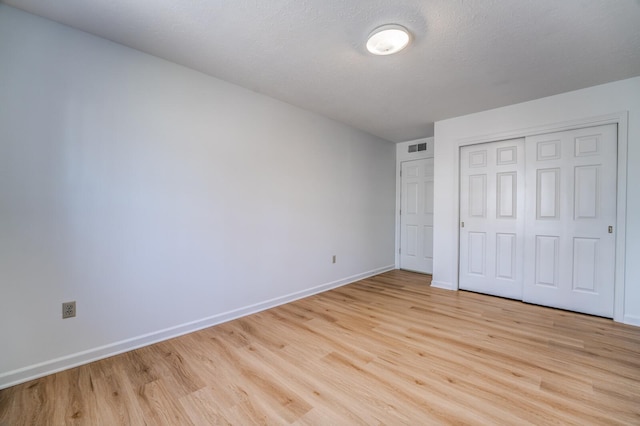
<box><xmin>62</xmin><ymin>301</ymin><xmax>76</xmax><ymax>319</ymax></box>
<box><xmin>332</xmin><ymin>255</ymin><xmax>336</xmax><ymax>264</ymax></box>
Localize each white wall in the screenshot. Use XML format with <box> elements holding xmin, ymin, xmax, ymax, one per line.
<box><xmin>433</xmin><ymin>76</ymin><xmax>640</xmax><ymax>325</ymax></box>
<box><xmin>0</xmin><ymin>5</ymin><xmax>396</xmax><ymax>388</ymax></box>
<box><xmin>394</xmin><ymin>138</ymin><xmax>434</xmax><ymax>268</ymax></box>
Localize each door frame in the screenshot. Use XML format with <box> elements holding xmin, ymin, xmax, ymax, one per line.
<box><xmin>395</xmin><ymin>138</ymin><xmax>434</xmax><ymax>270</ymax></box>
<box><xmin>452</xmin><ymin>112</ymin><xmax>628</xmax><ymax>322</ymax></box>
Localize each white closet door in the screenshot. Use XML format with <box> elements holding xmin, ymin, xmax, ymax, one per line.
<box><xmin>523</xmin><ymin>124</ymin><xmax>617</xmax><ymax>317</ymax></box>
<box><xmin>459</xmin><ymin>139</ymin><xmax>525</xmax><ymax>299</ymax></box>
<box><xmin>400</xmin><ymin>158</ymin><xmax>434</xmax><ymax>274</ymax></box>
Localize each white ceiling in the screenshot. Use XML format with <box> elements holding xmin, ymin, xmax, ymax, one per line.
<box><xmin>4</xmin><ymin>0</ymin><xmax>640</xmax><ymax>142</ymax></box>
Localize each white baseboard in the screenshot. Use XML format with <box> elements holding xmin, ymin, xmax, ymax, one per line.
<box><xmin>0</xmin><ymin>264</ymin><xmax>395</xmax><ymax>390</ymax></box>
<box><xmin>430</xmin><ymin>280</ymin><xmax>455</xmax><ymax>290</ymax></box>
<box><xmin>623</xmin><ymin>315</ymin><xmax>640</xmax><ymax>327</ymax></box>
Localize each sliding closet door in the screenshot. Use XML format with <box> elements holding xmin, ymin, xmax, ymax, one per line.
<box><xmin>523</xmin><ymin>124</ymin><xmax>617</xmax><ymax>317</ymax></box>
<box><xmin>459</xmin><ymin>139</ymin><xmax>525</xmax><ymax>300</ymax></box>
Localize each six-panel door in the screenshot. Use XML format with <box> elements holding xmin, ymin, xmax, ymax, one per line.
<box><xmin>523</xmin><ymin>124</ymin><xmax>617</xmax><ymax>317</ymax></box>
<box><xmin>401</xmin><ymin>158</ymin><xmax>434</xmax><ymax>274</ymax></box>
<box><xmin>459</xmin><ymin>139</ymin><xmax>525</xmax><ymax>300</ymax></box>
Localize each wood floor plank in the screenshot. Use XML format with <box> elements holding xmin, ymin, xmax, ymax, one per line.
<box><xmin>1</xmin><ymin>270</ymin><xmax>639</xmax><ymax>425</ymax></box>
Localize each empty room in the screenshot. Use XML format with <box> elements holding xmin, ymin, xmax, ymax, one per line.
<box><xmin>1</xmin><ymin>1</ymin><xmax>640</xmax><ymax>424</ymax></box>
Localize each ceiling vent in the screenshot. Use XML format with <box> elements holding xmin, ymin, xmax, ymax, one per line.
<box><xmin>408</xmin><ymin>142</ymin><xmax>427</xmax><ymax>153</ymax></box>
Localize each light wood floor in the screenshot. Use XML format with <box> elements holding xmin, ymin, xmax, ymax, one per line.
<box><xmin>1</xmin><ymin>270</ymin><xmax>639</xmax><ymax>425</ymax></box>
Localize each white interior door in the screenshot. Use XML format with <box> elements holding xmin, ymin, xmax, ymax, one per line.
<box><xmin>523</xmin><ymin>124</ymin><xmax>617</xmax><ymax>317</ymax></box>
<box><xmin>400</xmin><ymin>158</ymin><xmax>434</xmax><ymax>274</ymax></box>
<box><xmin>459</xmin><ymin>139</ymin><xmax>525</xmax><ymax>300</ymax></box>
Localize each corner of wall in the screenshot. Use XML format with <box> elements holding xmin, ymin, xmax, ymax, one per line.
<box><xmin>430</xmin><ymin>281</ymin><xmax>455</xmax><ymax>290</ymax></box>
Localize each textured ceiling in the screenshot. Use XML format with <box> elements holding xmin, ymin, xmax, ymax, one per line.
<box><xmin>3</xmin><ymin>0</ymin><xmax>640</xmax><ymax>142</ymax></box>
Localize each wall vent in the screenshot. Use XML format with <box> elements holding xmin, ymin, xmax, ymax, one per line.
<box><xmin>408</xmin><ymin>142</ymin><xmax>427</xmax><ymax>153</ymax></box>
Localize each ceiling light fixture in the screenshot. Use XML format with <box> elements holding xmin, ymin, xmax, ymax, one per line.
<box><xmin>366</xmin><ymin>24</ymin><xmax>411</xmax><ymax>55</ymax></box>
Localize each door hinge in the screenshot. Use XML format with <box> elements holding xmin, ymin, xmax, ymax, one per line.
<box><xmin>399</xmin><ymin>248</ymin><xmax>401</xmax><ymax>254</ymax></box>
<box><xmin>608</xmin><ymin>225</ymin><xmax>613</xmax><ymax>233</ymax></box>
<box><xmin>400</xmin><ymin>170</ymin><xmax>402</xmax><ymax>177</ymax></box>
<box><xmin>461</xmin><ymin>221</ymin><xmax>465</xmax><ymax>228</ymax></box>
<box><xmin>399</xmin><ymin>209</ymin><xmax>402</xmax><ymax>215</ymax></box>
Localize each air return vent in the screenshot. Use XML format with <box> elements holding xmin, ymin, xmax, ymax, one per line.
<box><xmin>408</xmin><ymin>142</ymin><xmax>427</xmax><ymax>153</ymax></box>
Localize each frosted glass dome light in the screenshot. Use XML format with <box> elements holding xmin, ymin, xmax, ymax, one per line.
<box><xmin>366</xmin><ymin>24</ymin><xmax>411</xmax><ymax>55</ymax></box>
